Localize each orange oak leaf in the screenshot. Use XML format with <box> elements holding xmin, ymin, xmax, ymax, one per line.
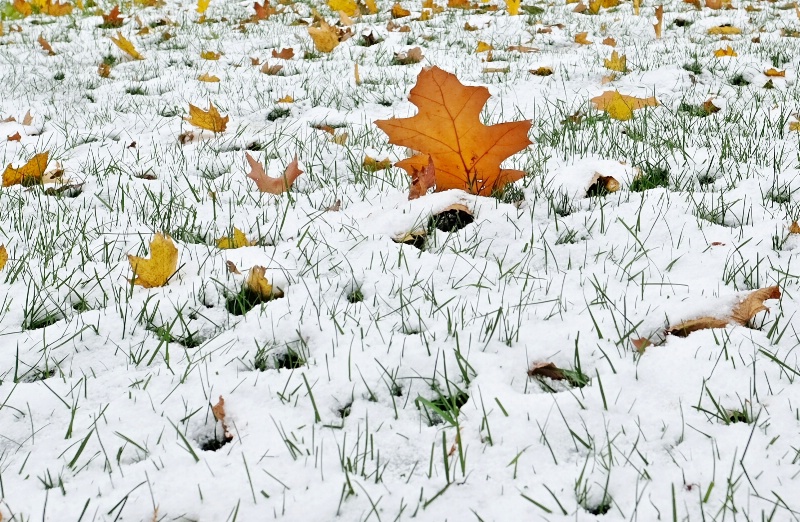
<box><xmin>667</xmin><ymin>286</ymin><xmax>781</xmax><ymax>337</ymax></box>
<box><xmin>245</xmin><ymin>153</ymin><xmax>303</xmax><ymax>194</ymax></box>
<box><xmin>375</xmin><ymin>66</ymin><xmax>531</xmax><ymax>196</ymax></box>
<box><xmin>184</xmin><ymin>102</ymin><xmax>228</xmax><ymax>132</ymax></box>
<box><xmin>127</xmin><ymin>232</ymin><xmax>179</xmax><ymax>288</ymax></box>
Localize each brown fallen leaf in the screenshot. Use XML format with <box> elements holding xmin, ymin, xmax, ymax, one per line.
<box><xmin>408</xmin><ymin>155</ymin><xmax>436</xmax><ymax>200</ymax></box>
<box><xmin>261</xmin><ymin>63</ymin><xmax>283</xmax><ymax>75</ymax></box>
<box><xmin>327</xmin><ymin>199</ymin><xmax>341</xmax><ymax>211</ymax></box>
<box><xmin>654</xmin><ymin>5</ymin><xmax>663</xmax><ymax>38</ymax></box>
<box><xmin>789</xmin><ymin>221</ymin><xmax>800</xmax><ymax>234</ymax></box>
<box><xmin>272</xmin><ymin>47</ymin><xmax>294</xmax><ymax>59</ymax></box>
<box><xmin>38</xmin><ymin>35</ymin><xmax>55</xmax><ymax>55</ymax></box>
<box><xmin>22</xmin><ymin>111</ymin><xmax>33</xmax><ymax>126</ymax></box>
<box><xmin>226</xmin><ymin>260</ymin><xmax>242</xmax><ymax>274</ymax></box>
<box><xmin>507</xmin><ymin>44</ymin><xmax>538</xmax><ymax>53</ymax></box>
<box><xmin>211</xmin><ymin>396</ymin><xmax>233</xmax><ymax>441</ymax></box>
<box><xmin>527</xmin><ymin>362</ymin><xmax>566</xmax><ymax>380</ymax></box>
<box><xmin>394</xmin><ymin>47</ymin><xmax>423</xmax><ymax>65</ymax></box>
<box><xmin>530</xmin><ymin>66</ymin><xmax>553</xmax><ymax>76</ymax></box>
<box><xmin>7</xmin><ymin>132</ymin><xmax>21</xmax><ymax>142</ymax></box>
<box><xmin>667</xmin><ymin>286</ymin><xmax>781</xmax><ymax>337</ymax></box>
<box><xmin>245</xmin><ymin>153</ymin><xmax>303</xmax><ymax>194</ymax></box>
<box><xmin>2</xmin><ymin>151</ymin><xmax>49</xmax><ymax>187</ymax></box>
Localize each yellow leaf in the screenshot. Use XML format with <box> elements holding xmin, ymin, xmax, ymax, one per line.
<box><xmin>0</xmin><ymin>244</ymin><xmax>6</xmax><ymax>272</ymax></box>
<box><xmin>216</xmin><ymin>227</ymin><xmax>251</xmax><ymax>249</ymax></box>
<box><xmin>245</xmin><ymin>266</ymin><xmax>273</xmax><ymax>299</ymax></box>
<box><xmin>13</xmin><ymin>0</ymin><xmax>32</xmax><ymax>16</ymax></box>
<box><xmin>476</xmin><ymin>41</ymin><xmax>493</xmax><ymax>52</ymax></box>
<box><xmin>308</xmin><ymin>21</ymin><xmax>340</xmax><ymax>52</ymax></box>
<box><xmin>197</xmin><ymin>0</ymin><xmax>210</xmax><ymax>13</ymax></box>
<box><xmin>277</xmin><ymin>95</ymin><xmax>294</xmax><ymax>103</ymax></box>
<box><xmin>2</xmin><ymin>152</ymin><xmax>49</xmax><ymax>187</ymax></box>
<box><xmin>530</xmin><ymin>66</ymin><xmax>553</xmax><ymax>76</ymax></box>
<box><xmin>574</xmin><ymin>32</ymin><xmax>592</xmax><ymax>45</ymax></box>
<box><xmin>198</xmin><ymin>72</ymin><xmax>220</xmax><ymax>82</ymax></box>
<box><xmin>604</xmin><ymin>50</ymin><xmax>626</xmax><ymax>72</ymax></box>
<box><xmin>201</xmin><ymin>50</ymin><xmax>222</xmax><ymax>60</ymax></box>
<box><xmin>128</xmin><ymin>233</ymin><xmax>179</xmax><ymax>288</ymax></box>
<box><xmin>109</xmin><ymin>32</ymin><xmax>144</xmax><ymax>60</ymax></box>
<box><xmin>506</xmin><ymin>0</ymin><xmax>520</xmax><ymax>14</ymax></box>
<box><xmin>354</xmin><ymin>63</ymin><xmax>361</xmax><ymax>85</ymax></box>
<box><xmin>184</xmin><ymin>102</ymin><xmax>229</xmax><ymax>132</ymax></box>
<box><xmin>365</xmin><ymin>0</ymin><xmax>377</xmax><ymax>13</ymax></box>
<box><xmin>790</xmin><ymin>121</ymin><xmax>800</xmax><ymax>131</ymax></box>
<box><xmin>714</xmin><ymin>45</ymin><xmax>737</xmax><ymax>57</ymax></box>
<box><xmin>765</xmin><ymin>68</ymin><xmax>786</xmax><ymax>77</ymax></box>
<box><xmin>707</xmin><ymin>25</ymin><xmax>741</xmax><ymax>35</ymax></box>
<box><xmin>328</xmin><ymin>0</ymin><xmax>357</xmax><ymax>15</ymax></box>
<box><xmin>591</xmin><ymin>91</ymin><xmax>658</xmax><ymax>120</ymax></box>
<box><xmin>390</xmin><ymin>2</ymin><xmax>410</xmax><ymax>17</ymax></box>
<box><xmin>363</xmin><ymin>156</ymin><xmax>392</xmax><ymax>171</ymax></box>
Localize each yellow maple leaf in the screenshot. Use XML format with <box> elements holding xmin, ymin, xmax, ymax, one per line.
<box><xmin>12</xmin><ymin>0</ymin><xmax>32</xmax><ymax>16</ymax></box>
<box><xmin>216</xmin><ymin>227</ymin><xmax>251</xmax><ymax>249</ymax></box>
<box><xmin>128</xmin><ymin>233</ymin><xmax>179</xmax><ymax>288</ymax></box>
<box><xmin>109</xmin><ymin>32</ymin><xmax>144</xmax><ymax>60</ymax></box>
<box><xmin>765</xmin><ymin>68</ymin><xmax>785</xmax><ymax>77</ymax></box>
<box><xmin>308</xmin><ymin>21</ymin><xmax>340</xmax><ymax>53</ymax></box>
<box><xmin>506</xmin><ymin>0</ymin><xmax>520</xmax><ymax>14</ymax></box>
<box><xmin>707</xmin><ymin>25</ymin><xmax>740</xmax><ymax>35</ymax></box>
<box><xmin>40</xmin><ymin>0</ymin><xmax>72</xmax><ymax>15</ymax></box>
<box><xmin>201</xmin><ymin>50</ymin><xmax>222</xmax><ymax>60</ymax></box>
<box><xmin>714</xmin><ymin>45</ymin><xmax>737</xmax><ymax>57</ymax></box>
<box><xmin>197</xmin><ymin>0</ymin><xmax>210</xmax><ymax>13</ymax></box>
<box><xmin>328</xmin><ymin>0</ymin><xmax>357</xmax><ymax>15</ymax></box>
<box><xmin>0</xmin><ymin>245</ymin><xmax>7</xmax><ymax>272</ymax></box>
<box><xmin>184</xmin><ymin>102</ymin><xmax>229</xmax><ymax>133</ymax></box>
<box><xmin>391</xmin><ymin>2</ymin><xmax>410</xmax><ymax>17</ymax></box>
<box><xmin>476</xmin><ymin>41</ymin><xmax>493</xmax><ymax>52</ymax></box>
<box><xmin>364</xmin><ymin>0</ymin><xmax>378</xmax><ymax>12</ymax></box>
<box><xmin>604</xmin><ymin>50</ymin><xmax>626</xmax><ymax>72</ymax></box>
<box><xmin>277</xmin><ymin>95</ymin><xmax>294</xmax><ymax>103</ymax></box>
<box><xmin>198</xmin><ymin>73</ymin><xmax>220</xmax><ymax>82</ymax></box>
<box><xmin>2</xmin><ymin>152</ymin><xmax>49</xmax><ymax>187</ymax></box>
<box><xmin>591</xmin><ymin>91</ymin><xmax>658</xmax><ymax>120</ymax></box>
<box><xmin>575</xmin><ymin>32</ymin><xmax>592</xmax><ymax>45</ymax></box>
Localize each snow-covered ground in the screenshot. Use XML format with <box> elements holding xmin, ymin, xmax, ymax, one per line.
<box><xmin>2</xmin><ymin>0</ymin><xmax>800</xmax><ymax>520</ymax></box>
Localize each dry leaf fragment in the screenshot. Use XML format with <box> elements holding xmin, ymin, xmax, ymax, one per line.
<box><xmin>375</xmin><ymin>66</ymin><xmax>531</xmax><ymax>196</ymax></box>
<box><xmin>109</xmin><ymin>31</ymin><xmax>144</xmax><ymax>60</ymax></box>
<box><xmin>507</xmin><ymin>44</ymin><xmax>538</xmax><ymax>53</ymax></box>
<box><xmin>530</xmin><ymin>66</ymin><xmax>553</xmax><ymax>76</ymax></box>
<box><xmin>216</xmin><ymin>227</ymin><xmax>252</xmax><ymax>249</ymax></box>
<box><xmin>602</xmin><ymin>36</ymin><xmax>617</xmax><ymax>46</ymax></box>
<box><xmin>201</xmin><ymin>50</ymin><xmax>222</xmax><ymax>60</ymax></box>
<box><xmin>245</xmin><ymin>153</ymin><xmax>303</xmax><ymax>194</ymax></box>
<box><xmin>0</xmin><ymin>245</ymin><xmax>7</xmax><ymax>272</ymax></box>
<box><xmin>394</xmin><ymin>47</ymin><xmax>423</xmax><ymax>64</ymax></box>
<box><xmin>702</xmin><ymin>98</ymin><xmax>721</xmax><ymax>114</ymax></box>
<box><xmin>184</xmin><ymin>102</ymin><xmax>229</xmax><ymax>133</ymax></box>
<box><xmin>363</xmin><ymin>156</ymin><xmax>392</xmax><ymax>171</ymax></box>
<box><xmin>713</xmin><ymin>45</ymin><xmax>737</xmax><ymax>57</ymax></box>
<box><xmin>101</xmin><ymin>5</ymin><xmax>124</xmax><ymax>27</ymax></box>
<box><xmin>653</xmin><ymin>5</ymin><xmax>663</xmax><ymax>38</ymax></box>
<box><xmin>272</xmin><ymin>47</ymin><xmax>294</xmax><ymax>59</ymax></box>
<box><xmin>252</xmin><ymin>0</ymin><xmax>277</xmax><ymax>20</ymax></box>
<box><xmin>527</xmin><ymin>362</ymin><xmax>566</xmax><ymax>380</ymax></box>
<box><xmin>198</xmin><ymin>73</ymin><xmax>220</xmax><ymax>82</ymax></box>
<box><xmin>98</xmin><ymin>63</ymin><xmax>112</xmax><ymax>77</ymax></box>
<box><xmin>327</xmin><ymin>199</ymin><xmax>341</xmax><ymax>211</ymax></box>
<box><xmin>408</xmin><ymin>155</ymin><xmax>435</xmax><ymax>199</ymax></box>
<box><xmin>7</xmin><ymin>132</ymin><xmax>21</xmax><ymax>142</ymax></box>
<box><xmin>261</xmin><ymin>63</ymin><xmax>283</xmax><ymax>75</ymax></box>
<box><xmin>789</xmin><ymin>221</ymin><xmax>800</xmax><ymax>233</ymax></box>
<box><xmin>667</xmin><ymin>286</ymin><xmax>781</xmax><ymax>337</ymax></box>
<box><xmin>127</xmin><ymin>233</ymin><xmax>179</xmax><ymax>288</ymax></box>
<box><xmin>476</xmin><ymin>41</ymin><xmax>494</xmax><ymax>53</ymax></box>
<box><xmin>245</xmin><ymin>266</ymin><xmax>274</xmax><ymax>299</ymax></box>
<box><xmin>2</xmin><ymin>152</ymin><xmax>49</xmax><ymax>187</ymax></box>
<box><xmin>765</xmin><ymin>68</ymin><xmax>786</xmax><ymax>77</ymax></box>
<box><xmin>22</xmin><ymin>111</ymin><xmax>33</xmax><ymax>126</ymax></box>
<box><xmin>211</xmin><ymin>396</ymin><xmax>233</xmax><ymax>441</ymax></box>
<box><xmin>226</xmin><ymin>260</ymin><xmax>242</xmax><ymax>274</ymax></box>
<box><xmin>38</xmin><ymin>35</ymin><xmax>55</xmax><ymax>55</ymax></box>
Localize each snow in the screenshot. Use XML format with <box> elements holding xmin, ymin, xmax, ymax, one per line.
<box><xmin>1</xmin><ymin>0</ymin><xmax>800</xmax><ymax>520</ymax></box>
